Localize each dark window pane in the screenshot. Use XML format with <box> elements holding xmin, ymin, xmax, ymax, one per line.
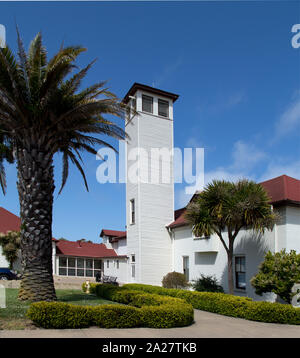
<box><xmin>59</xmin><ymin>257</ymin><xmax>67</xmax><ymax>267</ymax></box>
<box><xmin>77</xmin><ymin>258</ymin><xmax>84</xmax><ymax>268</ymax></box>
<box><xmin>94</xmin><ymin>260</ymin><xmax>101</xmax><ymax>270</ymax></box>
<box><xmin>86</xmin><ymin>270</ymin><xmax>93</xmax><ymax>277</ymax></box>
<box><xmin>237</xmin><ymin>273</ymin><xmax>246</xmax><ymax>289</ymax></box>
<box><xmin>68</xmin><ymin>258</ymin><xmax>75</xmax><ymax>267</ymax></box>
<box><xmin>86</xmin><ymin>259</ymin><xmax>93</xmax><ymax>269</ymax></box>
<box><xmin>68</xmin><ymin>268</ymin><xmax>75</xmax><ymax>276</ymax></box>
<box><xmin>158</xmin><ymin>99</ymin><xmax>169</xmax><ymax>117</ymax></box>
<box><xmin>142</xmin><ymin>95</ymin><xmax>153</xmax><ymax>113</ymax></box>
<box><xmin>77</xmin><ymin>269</ymin><xmax>84</xmax><ymax>276</ymax></box>
<box><xmin>59</xmin><ymin>268</ymin><xmax>67</xmax><ymax>276</ymax></box>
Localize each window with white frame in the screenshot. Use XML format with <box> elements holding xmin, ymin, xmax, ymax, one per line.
<box><xmin>58</xmin><ymin>257</ymin><xmax>101</xmax><ymax>278</ymax></box>
<box><xmin>192</xmin><ymin>231</ymin><xmax>210</xmax><ymax>240</ymax></box>
<box><xmin>142</xmin><ymin>95</ymin><xmax>153</xmax><ymax>113</ymax></box>
<box><xmin>235</xmin><ymin>256</ymin><xmax>246</xmax><ymax>290</ymax></box>
<box><xmin>158</xmin><ymin>99</ymin><xmax>169</xmax><ymax>117</ymax></box>
<box><xmin>130</xmin><ymin>199</ymin><xmax>135</xmax><ymax>224</ymax></box>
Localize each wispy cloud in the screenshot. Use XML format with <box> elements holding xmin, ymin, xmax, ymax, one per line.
<box><xmin>195</xmin><ymin>90</ymin><xmax>246</xmax><ymax>117</ymax></box>
<box><xmin>272</xmin><ymin>94</ymin><xmax>300</xmax><ymax>143</ymax></box>
<box><xmin>152</xmin><ymin>57</ymin><xmax>183</xmax><ymax>89</ymax></box>
<box><xmin>231</xmin><ymin>140</ymin><xmax>268</xmax><ymax>171</ymax></box>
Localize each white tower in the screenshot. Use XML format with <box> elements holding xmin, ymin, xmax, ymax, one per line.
<box><xmin>123</xmin><ymin>83</ymin><xmax>179</xmax><ymax>285</ymax></box>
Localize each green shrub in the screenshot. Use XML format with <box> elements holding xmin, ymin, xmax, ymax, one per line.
<box><xmin>91</xmin><ymin>305</ymin><xmax>141</xmax><ymax>328</ymax></box>
<box><xmin>27</xmin><ymin>302</ymin><xmax>92</xmax><ymax>329</ymax></box>
<box><xmin>123</xmin><ymin>283</ymin><xmax>300</xmax><ymax>325</ymax></box>
<box><xmin>192</xmin><ymin>274</ymin><xmax>224</xmax><ymax>293</ymax></box>
<box><xmin>251</xmin><ymin>249</ymin><xmax>300</xmax><ymax>303</ymax></box>
<box><xmin>95</xmin><ymin>284</ymin><xmax>194</xmax><ymax>328</ymax></box>
<box><xmin>27</xmin><ymin>283</ymin><xmax>194</xmax><ymax>329</ymax></box>
<box><xmin>162</xmin><ymin>271</ymin><xmax>189</xmax><ymax>289</ymax></box>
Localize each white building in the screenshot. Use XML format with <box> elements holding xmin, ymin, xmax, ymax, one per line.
<box><xmin>1</xmin><ymin>83</ymin><xmax>299</xmax><ymax>302</ymax></box>
<box><xmin>100</xmin><ymin>83</ymin><xmax>300</xmax><ymax>301</ymax></box>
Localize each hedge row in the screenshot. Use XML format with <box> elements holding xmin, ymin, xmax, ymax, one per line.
<box><xmin>123</xmin><ymin>284</ymin><xmax>300</xmax><ymax>325</ymax></box>
<box><xmin>94</xmin><ymin>284</ymin><xmax>194</xmax><ymax>328</ymax></box>
<box><xmin>27</xmin><ymin>284</ymin><xmax>194</xmax><ymax>329</ymax></box>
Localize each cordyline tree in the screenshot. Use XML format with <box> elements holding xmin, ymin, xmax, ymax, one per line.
<box><xmin>0</xmin><ymin>231</ymin><xmax>21</xmax><ymax>269</ymax></box>
<box><xmin>185</xmin><ymin>179</ymin><xmax>278</xmax><ymax>295</ymax></box>
<box><xmin>0</xmin><ymin>30</ymin><xmax>128</xmax><ymax>301</ymax></box>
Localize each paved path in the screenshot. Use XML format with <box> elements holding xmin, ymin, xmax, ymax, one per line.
<box><xmin>1</xmin><ymin>310</ymin><xmax>300</xmax><ymax>338</ymax></box>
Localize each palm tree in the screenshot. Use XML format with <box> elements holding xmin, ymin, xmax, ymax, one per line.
<box><xmin>0</xmin><ymin>30</ymin><xmax>128</xmax><ymax>301</ymax></box>
<box><xmin>185</xmin><ymin>179</ymin><xmax>278</xmax><ymax>295</ymax></box>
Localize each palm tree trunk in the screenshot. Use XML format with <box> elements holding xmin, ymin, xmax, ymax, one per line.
<box><xmin>16</xmin><ymin>146</ymin><xmax>57</xmax><ymax>301</ymax></box>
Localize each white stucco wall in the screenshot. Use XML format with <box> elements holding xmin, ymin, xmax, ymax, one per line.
<box><xmin>103</xmin><ymin>257</ymin><xmax>128</xmax><ymax>283</ymax></box>
<box><xmin>172</xmin><ymin>224</ymin><xmax>276</xmax><ymax>301</ymax></box>
<box><xmin>285</xmin><ymin>206</ymin><xmax>300</xmax><ymax>252</ymax></box>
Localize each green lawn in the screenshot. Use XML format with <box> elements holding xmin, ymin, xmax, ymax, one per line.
<box><xmin>0</xmin><ymin>288</ymin><xmax>115</xmax><ymax>330</ymax></box>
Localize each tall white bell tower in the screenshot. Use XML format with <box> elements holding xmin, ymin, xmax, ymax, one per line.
<box><xmin>123</xmin><ymin>83</ymin><xmax>179</xmax><ymax>285</ymax></box>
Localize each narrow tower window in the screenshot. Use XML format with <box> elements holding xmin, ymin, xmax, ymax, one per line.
<box><xmin>158</xmin><ymin>99</ymin><xmax>169</xmax><ymax>117</ymax></box>
<box><xmin>130</xmin><ymin>199</ymin><xmax>135</xmax><ymax>224</ymax></box>
<box><xmin>142</xmin><ymin>95</ymin><xmax>153</xmax><ymax>113</ymax></box>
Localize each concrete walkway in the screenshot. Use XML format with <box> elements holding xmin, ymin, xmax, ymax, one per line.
<box><xmin>1</xmin><ymin>309</ymin><xmax>300</xmax><ymax>338</ymax></box>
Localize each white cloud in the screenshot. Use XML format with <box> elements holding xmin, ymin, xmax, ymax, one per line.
<box><xmin>273</xmin><ymin>96</ymin><xmax>300</xmax><ymax>142</ymax></box>
<box><xmin>231</xmin><ymin>140</ymin><xmax>268</xmax><ymax>171</ymax></box>
<box><xmin>152</xmin><ymin>57</ymin><xmax>183</xmax><ymax>89</ymax></box>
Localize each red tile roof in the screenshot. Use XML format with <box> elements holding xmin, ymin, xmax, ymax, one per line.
<box><xmin>0</xmin><ymin>207</ymin><xmax>21</xmax><ymax>233</ymax></box>
<box><xmin>260</xmin><ymin>175</ymin><xmax>300</xmax><ymax>205</ymax></box>
<box><xmin>168</xmin><ymin>175</ymin><xmax>300</xmax><ymax>229</ymax></box>
<box><xmin>100</xmin><ymin>229</ymin><xmax>127</xmax><ymax>239</ymax></box>
<box><xmin>55</xmin><ymin>240</ymin><xmax>118</xmax><ymax>258</ymax></box>
<box><xmin>0</xmin><ymin>207</ymin><xmax>57</xmax><ymax>241</ymax></box>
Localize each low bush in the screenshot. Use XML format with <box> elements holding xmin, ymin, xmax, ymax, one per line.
<box><xmin>162</xmin><ymin>271</ymin><xmax>189</xmax><ymax>289</ymax></box>
<box><xmin>123</xmin><ymin>283</ymin><xmax>300</xmax><ymax>325</ymax></box>
<box><xmin>95</xmin><ymin>284</ymin><xmax>194</xmax><ymax>328</ymax></box>
<box><xmin>27</xmin><ymin>284</ymin><xmax>194</xmax><ymax>329</ymax></box>
<box><xmin>192</xmin><ymin>274</ymin><xmax>224</xmax><ymax>293</ymax></box>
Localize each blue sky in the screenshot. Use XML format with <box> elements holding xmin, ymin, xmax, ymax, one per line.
<box><xmin>0</xmin><ymin>1</ymin><xmax>299</xmax><ymax>243</ymax></box>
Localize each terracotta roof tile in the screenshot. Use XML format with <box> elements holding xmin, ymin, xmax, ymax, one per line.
<box><xmin>55</xmin><ymin>240</ymin><xmax>119</xmax><ymax>258</ymax></box>
<box><xmin>168</xmin><ymin>175</ymin><xmax>300</xmax><ymax>229</ymax></box>
<box><xmin>100</xmin><ymin>229</ymin><xmax>126</xmax><ymax>239</ymax></box>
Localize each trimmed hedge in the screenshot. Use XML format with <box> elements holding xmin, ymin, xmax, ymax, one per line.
<box><xmin>27</xmin><ymin>284</ymin><xmax>194</xmax><ymax>329</ymax></box>
<box><xmin>123</xmin><ymin>284</ymin><xmax>300</xmax><ymax>325</ymax></box>
<box><xmin>95</xmin><ymin>284</ymin><xmax>194</xmax><ymax>328</ymax></box>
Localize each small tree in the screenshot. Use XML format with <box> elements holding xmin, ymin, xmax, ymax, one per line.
<box><xmin>0</xmin><ymin>231</ymin><xmax>21</xmax><ymax>269</ymax></box>
<box><xmin>162</xmin><ymin>271</ymin><xmax>189</xmax><ymax>289</ymax></box>
<box><xmin>192</xmin><ymin>274</ymin><xmax>224</xmax><ymax>293</ymax></box>
<box><xmin>251</xmin><ymin>250</ymin><xmax>300</xmax><ymax>303</ymax></box>
<box><xmin>185</xmin><ymin>179</ymin><xmax>278</xmax><ymax>294</ymax></box>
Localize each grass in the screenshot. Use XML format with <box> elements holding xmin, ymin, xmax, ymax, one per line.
<box><xmin>0</xmin><ymin>288</ymin><xmax>115</xmax><ymax>330</ymax></box>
